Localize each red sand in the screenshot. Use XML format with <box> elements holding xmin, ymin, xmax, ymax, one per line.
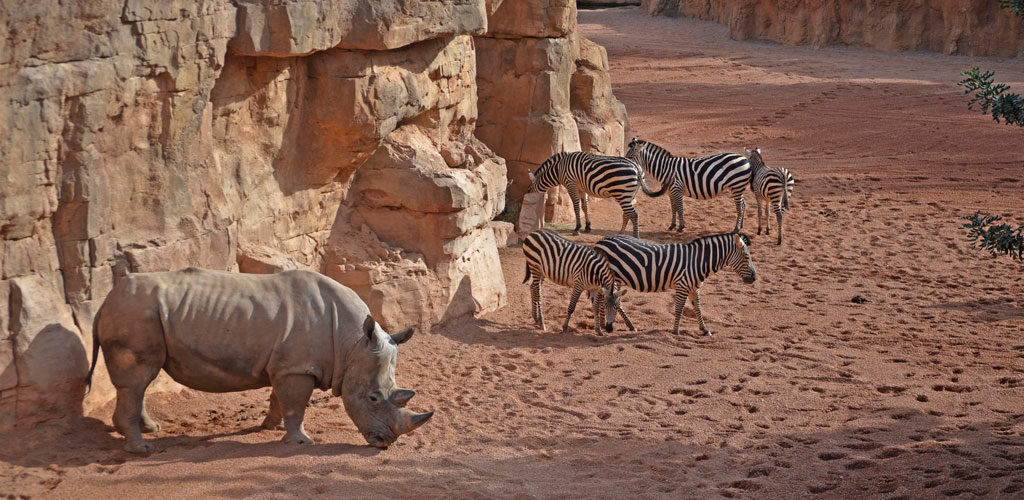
<box><xmin>3</xmin><ymin>7</ymin><xmax>1024</xmax><ymax>499</ymax></box>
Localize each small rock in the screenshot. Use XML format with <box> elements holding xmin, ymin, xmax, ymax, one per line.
<box><xmin>851</xmin><ymin>295</ymin><xmax>869</xmax><ymax>304</ymax></box>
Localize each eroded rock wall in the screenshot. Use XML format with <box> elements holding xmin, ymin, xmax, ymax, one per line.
<box><xmin>643</xmin><ymin>0</ymin><xmax>1024</xmax><ymax>57</ymax></box>
<box><xmin>0</xmin><ymin>0</ymin><xmax>626</xmax><ymax>430</ymax></box>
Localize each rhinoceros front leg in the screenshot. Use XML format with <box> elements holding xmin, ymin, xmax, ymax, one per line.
<box><xmin>261</xmin><ymin>390</ymin><xmax>285</xmax><ymax>430</ymax></box>
<box><xmin>274</xmin><ymin>374</ymin><xmax>316</xmax><ymax>444</ymax></box>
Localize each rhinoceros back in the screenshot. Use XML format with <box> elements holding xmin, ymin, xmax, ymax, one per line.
<box><xmin>101</xmin><ymin>268</ymin><xmax>367</xmax><ymax>393</ymax></box>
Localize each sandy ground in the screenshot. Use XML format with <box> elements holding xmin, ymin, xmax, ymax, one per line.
<box><xmin>4</xmin><ymin>7</ymin><xmax>1024</xmax><ymax>499</ymax></box>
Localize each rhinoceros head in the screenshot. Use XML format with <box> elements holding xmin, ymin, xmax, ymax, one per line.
<box><xmin>340</xmin><ymin>316</ymin><xmax>434</xmax><ymax>448</ymax></box>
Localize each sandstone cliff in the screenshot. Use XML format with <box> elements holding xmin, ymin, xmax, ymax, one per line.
<box><xmin>0</xmin><ymin>0</ymin><xmax>626</xmax><ymax>429</ymax></box>
<box><xmin>642</xmin><ymin>0</ymin><xmax>1024</xmax><ymax>57</ymax></box>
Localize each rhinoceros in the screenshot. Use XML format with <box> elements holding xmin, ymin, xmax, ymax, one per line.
<box><xmin>86</xmin><ymin>268</ymin><xmax>433</xmax><ymax>453</ymax></box>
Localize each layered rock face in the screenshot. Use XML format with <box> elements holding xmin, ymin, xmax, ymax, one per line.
<box><xmin>476</xmin><ymin>0</ymin><xmax>629</xmax><ymax>212</ymax></box>
<box><xmin>643</xmin><ymin>0</ymin><xmax>1024</xmax><ymax>57</ymax></box>
<box><xmin>0</xmin><ymin>0</ymin><xmax>625</xmax><ymax>429</ymax></box>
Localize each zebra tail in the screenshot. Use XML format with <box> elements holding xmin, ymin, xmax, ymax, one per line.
<box><xmin>782</xmin><ymin>177</ymin><xmax>790</xmax><ymax>211</ymax></box>
<box><xmin>639</xmin><ymin>173</ymin><xmax>669</xmax><ymax>198</ymax></box>
<box><xmin>523</xmin><ymin>262</ymin><xmax>531</xmax><ymax>284</ymax></box>
<box><xmin>85</xmin><ymin>303</ymin><xmax>103</xmax><ymax>393</ymax></box>
<box><xmin>780</xmin><ymin>172</ymin><xmax>791</xmax><ymax>211</ymax></box>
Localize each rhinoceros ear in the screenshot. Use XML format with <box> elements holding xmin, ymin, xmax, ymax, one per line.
<box><xmin>390</xmin><ymin>326</ymin><xmax>415</xmax><ymax>345</ymax></box>
<box><xmin>363</xmin><ymin>315</ymin><xmax>377</xmax><ymax>342</ymax></box>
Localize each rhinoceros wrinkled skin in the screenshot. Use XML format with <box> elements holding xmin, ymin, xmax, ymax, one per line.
<box><xmin>86</xmin><ymin>268</ymin><xmax>433</xmax><ymax>453</ymax></box>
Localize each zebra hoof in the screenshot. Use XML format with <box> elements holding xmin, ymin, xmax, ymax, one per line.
<box><xmin>583</xmin><ymin>226</ymin><xmax>592</xmax><ymax>234</ymax></box>
<box><xmin>572</xmin><ymin>230</ymin><xmax>580</xmax><ymax>236</ymax></box>
<box><xmin>675</xmin><ymin>227</ymin><xmax>684</xmax><ymax>234</ymax></box>
<box><xmin>666</xmin><ymin>224</ymin><xmax>676</xmax><ymax>231</ymax></box>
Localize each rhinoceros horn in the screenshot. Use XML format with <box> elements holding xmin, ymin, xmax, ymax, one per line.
<box><xmin>394</xmin><ymin>408</ymin><xmax>434</xmax><ymax>435</ymax></box>
<box><xmin>390</xmin><ymin>388</ymin><xmax>415</xmax><ymax>407</ymax></box>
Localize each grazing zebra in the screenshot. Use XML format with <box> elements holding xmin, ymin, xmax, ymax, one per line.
<box><xmin>522</xmin><ymin>229</ymin><xmax>636</xmax><ymax>334</ymax></box>
<box><xmin>527</xmin><ymin>151</ymin><xmax>667</xmax><ymax>237</ymax></box>
<box><xmin>744</xmin><ymin>147</ymin><xmax>794</xmax><ymax>245</ymax></box>
<box><xmin>626</xmin><ymin>137</ymin><xmax>751</xmax><ymax>233</ymax></box>
<box><xmin>594</xmin><ymin>232</ymin><xmax>756</xmax><ymax>336</ymax></box>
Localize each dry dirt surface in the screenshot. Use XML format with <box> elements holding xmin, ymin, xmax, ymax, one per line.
<box><xmin>4</xmin><ymin>7</ymin><xmax>1024</xmax><ymax>499</ymax></box>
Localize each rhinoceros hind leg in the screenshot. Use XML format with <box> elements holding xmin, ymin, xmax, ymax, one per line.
<box><xmin>275</xmin><ymin>375</ymin><xmax>315</xmax><ymax>444</ymax></box>
<box><xmin>114</xmin><ymin>386</ymin><xmax>156</xmax><ymax>454</ymax></box>
<box><xmin>261</xmin><ymin>390</ymin><xmax>285</xmax><ymax>430</ymax></box>
<box><xmin>107</xmin><ymin>345</ymin><xmax>163</xmax><ymax>454</ymax></box>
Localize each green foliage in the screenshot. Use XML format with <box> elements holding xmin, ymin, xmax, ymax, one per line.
<box><xmin>999</xmin><ymin>0</ymin><xmax>1024</xmax><ymax>16</ymax></box>
<box><xmin>958</xmin><ymin>68</ymin><xmax>1024</xmax><ymax>126</ymax></box>
<box><xmin>961</xmin><ymin>211</ymin><xmax>1024</xmax><ymax>261</ymax></box>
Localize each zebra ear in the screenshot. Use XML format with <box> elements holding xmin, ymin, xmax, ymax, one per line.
<box><xmin>756</xmin><ymin>147</ymin><xmax>761</xmax><ymax>154</ymax></box>
<box><xmin>744</xmin><ymin>147</ymin><xmax>751</xmax><ymax>156</ymax></box>
<box><xmin>528</xmin><ymin>171</ymin><xmax>536</xmax><ymax>181</ymax></box>
<box><xmin>614</xmin><ymin>287</ymin><xmax>627</xmax><ymax>298</ymax></box>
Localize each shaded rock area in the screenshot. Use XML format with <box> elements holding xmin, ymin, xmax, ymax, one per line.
<box><xmin>0</xmin><ymin>0</ymin><xmax>626</xmax><ymax>429</ymax></box>
<box><xmin>642</xmin><ymin>0</ymin><xmax>1024</xmax><ymax>57</ymax></box>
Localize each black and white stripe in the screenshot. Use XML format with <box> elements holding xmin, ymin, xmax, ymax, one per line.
<box><xmin>745</xmin><ymin>147</ymin><xmax>794</xmax><ymax>245</ymax></box>
<box><xmin>528</xmin><ymin>151</ymin><xmax>667</xmax><ymax>237</ymax></box>
<box><xmin>522</xmin><ymin>229</ymin><xmax>635</xmax><ymax>334</ymax></box>
<box><xmin>626</xmin><ymin>137</ymin><xmax>751</xmax><ymax>233</ymax></box>
<box><xmin>594</xmin><ymin>232</ymin><xmax>756</xmax><ymax>336</ymax></box>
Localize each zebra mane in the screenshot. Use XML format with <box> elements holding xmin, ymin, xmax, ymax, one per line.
<box><xmin>637</xmin><ymin>140</ymin><xmax>671</xmax><ymax>157</ymax></box>
<box><xmin>746</xmin><ymin>148</ymin><xmax>766</xmax><ymax>169</ymax></box>
<box><xmin>687</xmin><ymin>232</ymin><xmax>748</xmax><ymax>248</ymax></box>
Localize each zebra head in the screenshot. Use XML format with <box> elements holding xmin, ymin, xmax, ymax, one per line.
<box><xmin>599</xmin><ymin>286</ymin><xmax>627</xmax><ymax>333</ymax></box>
<box><xmin>744</xmin><ymin>147</ymin><xmax>765</xmax><ymax>169</ymax></box>
<box><xmin>527</xmin><ymin>154</ymin><xmax>561</xmax><ymax>193</ymax></box>
<box><xmin>729</xmin><ymin>233</ymin><xmax>757</xmax><ymax>284</ymax></box>
<box><xmin>626</xmin><ymin>138</ymin><xmax>662</xmax><ymax>173</ymax></box>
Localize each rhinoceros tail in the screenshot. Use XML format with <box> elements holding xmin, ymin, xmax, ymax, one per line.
<box><xmin>86</xmin><ymin>305</ymin><xmax>102</xmax><ymax>393</ymax></box>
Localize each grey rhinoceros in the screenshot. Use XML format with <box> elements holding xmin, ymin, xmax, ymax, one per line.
<box><xmin>86</xmin><ymin>268</ymin><xmax>434</xmax><ymax>453</ymax></box>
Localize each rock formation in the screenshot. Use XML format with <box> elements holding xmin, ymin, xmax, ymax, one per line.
<box><xmin>642</xmin><ymin>0</ymin><xmax>1024</xmax><ymax>57</ymax></box>
<box><xmin>0</xmin><ymin>0</ymin><xmax>626</xmax><ymax>429</ymax></box>
<box><xmin>476</xmin><ymin>0</ymin><xmax>629</xmax><ymax>213</ymax></box>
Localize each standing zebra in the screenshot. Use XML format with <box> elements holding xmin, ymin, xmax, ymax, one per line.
<box><xmin>626</xmin><ymin>137</ymin><xmax>751</xmax><ymax>233</ymax></box>
<box><xmin>744</xmin><ymin>147</ymin><xmax>794</xmax><ymax>246</ymax></box>
<box><xmin>595</xmin><ymin>232</ymin><xmax>756</xmax><ymax>336</ymax></box>
<box><xmin>522</xmin><ymin>229</ymin><xmax>636</xmax><ymax>334</ymax></box>
<box><xmin>527</xmin><ymin>151</ymin><xmax>667</xmax><ymax>237</ymax></box>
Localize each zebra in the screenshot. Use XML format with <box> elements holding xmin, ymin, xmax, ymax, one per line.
<box><xmin>522</xmin><ymin>229</ymin><xmax>636</xmax><ymax>334</ymax></box>
<box><xmin>594</xmin><ymin>232</ymin><xmax>756</xmax><ymax>336</ymax></box>
<box><xmin>527</xmin><ymin>151</ymin><xmax>667</xmax><ymax>238</ymax></box>
<box><xmin>626</xmin><ymin>137</ymin><xmax>751</xmax><ymax>233</ymax></box>
<box><xmin>744</xmin><ymin>147</ymin><xmax>794</xmax><ymax>246</ymax></box>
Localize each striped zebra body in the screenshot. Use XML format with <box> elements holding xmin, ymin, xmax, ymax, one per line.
<box><xmin>626</xmin><ymin>137</ymin><xmax>751</xmax><ymax>233</ymax></box>
<box><xmin>522</xmin><ymin>229</ymin><xmax>635</xmax><ymax>334</ymax></box>
<box><xmin>594</xmin><ymin>232</ymin><xmax>756</xmax><ymax>336</ymax></box>
<box><xmin>745</xmin><ymin>147</ymin><xmax>794</xmax><ymax>245</ymax></box>
<box><xmin>528</xmin><ymin>151</ymin><xmax>666</xmax><ymax>237</ymax></box>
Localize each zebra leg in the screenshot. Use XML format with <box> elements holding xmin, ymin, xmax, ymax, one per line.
<box><xmin>530</xmin><ymin>279</ymin><xmax>545</xmax><ymax>331</ymax></box>
<box><xmin>689</xmin><ymin>288</ymin><xmax>710</xmax><ymax>336</ymax></box>
<box><xmin>672</xmin><ymin>288</ymin><xmax>687</xmax><ymax>335</ymax></box>
<box><xmin>618</xmin><ymin>199</ymin><xmax>640</xmax><ymax>237</ymax></box>
<box><xmin>734</xmin><ymin>194</ymin><xmax>746</xmax><ymax>232</ymax></box>
<box><xmin>775</xmin><ymin>204</ymin><xmax>784</xmax><ymax>245</ymax></box>
<box><xmin>562</xmin><ymin>283</ymin><xmax>585</xmax><ymax>333</ymax></box>
<box><xmin>675</xmin><ymin>187</ymin><xmax>687</xmax><ymax>232</ymax></box>
<box><xmin>581</xmin><ymin>194</ymin><xmax>592</xmax><ymax>233</ymax></box>
<box><xmin>592</xmin><ymin>292</ymin><xmax>604</xmax><ymax>335</ymax></box>
<box><xmin>617</xmin><ymin>304</ymin><xmax>636</xmax><ymax>331</ymax></box>
<box><xmin>670</xmin><ymin>186</ymin><xmax>684</xmax><ymax>232</ymax></box>
<box><xmin>568</xmin><ymin>186</ymin><xmax>582</xmax><ymax>235</ymax></box>
<box><xmin>756</xmin><ymin>197</ymin><xmax>764</xmax><ymax>235</ymax></box>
